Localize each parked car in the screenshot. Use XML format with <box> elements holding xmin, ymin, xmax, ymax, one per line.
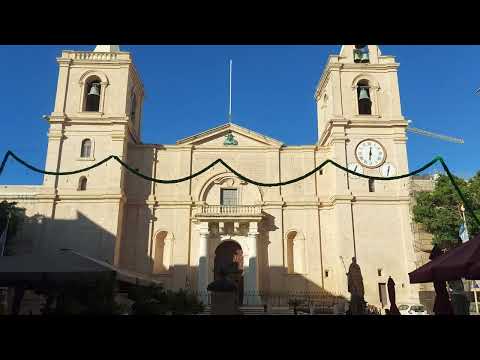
<box><xmin>398</xmin><ymin>304</ymin><xmax>428</xmax><ymax>315</ymax></box>
<box><xmin>469</xmin><ymin>302</ymin><xmax>479</xmax><ymax>314</ymax></box>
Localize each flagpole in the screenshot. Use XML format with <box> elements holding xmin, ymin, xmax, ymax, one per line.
<box><xmin>228</xmin><ymin>59</ymin><xmax>232</xmax><ymax>124</ymax></box>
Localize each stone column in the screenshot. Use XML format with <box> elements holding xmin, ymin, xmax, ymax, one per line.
<box><xmin>244</xmin><ymin>222</ymin><xmax>261</xmax><ymax>305</ymax></box>
<box><xmin>197</xmin><ymin>222</ymin><xmax>209</xmax><ymax>304</ymax></box>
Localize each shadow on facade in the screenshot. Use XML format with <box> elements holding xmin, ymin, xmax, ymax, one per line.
<box><xmin>8</xmin><ymin>207</ymin><xmax>386</xmax><ymax>313</ymax></box>
<box><xmin>9</xmin><ymin>209</ymin><xmax>116</xmax><ymax>265</ymax></box>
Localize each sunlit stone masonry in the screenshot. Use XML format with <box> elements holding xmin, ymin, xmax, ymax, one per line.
<box><xmin>0</xmin><ymin>45</ymin><xmax>426</xmax><ymax>308</ymax></box>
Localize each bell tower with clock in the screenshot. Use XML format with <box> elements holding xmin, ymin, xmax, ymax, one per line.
<box><xmin>314</xmin><ymin>45</ymin><xmax>419</xmax><ymax>304</ymax></box>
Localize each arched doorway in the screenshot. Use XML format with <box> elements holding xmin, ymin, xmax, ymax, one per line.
<box><xmin>214</xmin><ymin>240</ymin><xmax>244</xmax><ymax>305</ymax></box>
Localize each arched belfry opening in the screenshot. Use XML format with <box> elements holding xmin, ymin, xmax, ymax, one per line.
<box><xmin>214</xmin><ymin>240</ymin><xmax>244</xmax><ymax>304</ymax></box>
<box><xmin>357</xmin><ymin>79</ymin><xmax>372</xmax><ymax>115</ymax></box>
<box><xmin>354</xmin><ymin>45</ymin><xmax>370</xmax><ymax>63</ymax></box>
<box><xmin>84</xmin><ymin>77</ymin><xmax>101</xmax><ymax>112</ymax></box>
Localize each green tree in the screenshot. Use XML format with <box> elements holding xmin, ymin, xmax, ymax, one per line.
<box><xmin>412</xmin><ymin>173</ymin><xmax>480</xmax><ymax>246</ymax></box>
<box><xmin>129</xmin><ymin>285</ymin><xmax>204</xmax><ymax>315</ymax></box>
<box><xmin>0</xmin><ymin>201</ymin><xmax>25</xmax><ymax>255</ymax></box>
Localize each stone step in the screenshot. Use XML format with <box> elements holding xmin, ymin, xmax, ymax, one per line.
<box><xmin>198</xmin><ymin>306</ymin><xmax>295</xmax><ymax>315</ymax></box>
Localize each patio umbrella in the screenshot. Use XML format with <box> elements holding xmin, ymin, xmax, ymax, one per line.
<box><xmin>413</xmin><ymin>244</ymin><xmax>454</xmax><ymax>315</ymax></box>
<box><xmin>469</xmin><ymin>260</ymin><xmax>480</xmax><ymax>279</ymax></box>
<box><xmin>409</xmin><ymin>233</ymin><xmax>480</xmax><ymax>283</ymax></box>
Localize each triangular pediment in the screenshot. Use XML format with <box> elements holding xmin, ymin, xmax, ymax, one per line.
<box><xmin>176</xmin><ymin>123</ymin><xmax>284</xmax><ymax>147</ymax></box>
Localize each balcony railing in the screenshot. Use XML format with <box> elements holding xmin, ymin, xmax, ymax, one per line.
<box><xmin>197</xmin><ymin>205</ymin><xmax>262</xmax><ymax>217</ymax></box>
<box><xmin>62</xmin><ymin>51</ymin><xmax>131</xmax><ymax>62</ymax></box>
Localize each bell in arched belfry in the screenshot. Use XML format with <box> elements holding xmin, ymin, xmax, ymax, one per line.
<box><xmin>358</xmin><ymin>87</ymin><xmax>370</xmax><ymax>100</ymax></box>
<box><xmin>361</xmin><ymin>52</ymin><xmax>370</xmax><ymax>62</ymax></box>
<box><xmin>88</xmin><ymin>83</ymin><xmax>100</xmax><ymax>96</ymax></box>
<box><xmin>353</xmin><ymin>49</ymin><xmax>362</xmax><ymax>62</ymax></box>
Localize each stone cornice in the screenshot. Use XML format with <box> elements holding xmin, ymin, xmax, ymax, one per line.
<box><xmin>318</xmin><ymin>118</ymin><xmax>409</xmax><ymax>146</ymax></box>
<box><xmin>133</xmin><ymin>143</ymin><xmax>325</xmax><ymax>153</ymax></box>
<box><xmin>155</xmin><ymin>201</ymin><xmax>195</xmax><ymax>207</ymax></box>
<box><xmin>0</xmin><ymin>194</ymin><xmax>57</xmax><ymax>201</ymax></box>
<box><xmin>348</xmin><ymin>118</ymin><xmax>408</xmax><ymax>128</ymax></box>
<box><xmin>352</xmin><ymin>195</ymin><xmax>411</xmax><ymax>203</ymax></box>
<box><xmin>56</xmin><ymin>192</ymin><xmax>126</xmax><ymax>201</ymax></box>
<box><xmin>48</xmin><ymin>114</ymin><xmax>130</xmax><ymax>126</ymax></box>
<box><xmin>280</xmin><ymin>146</ymin><xmax>317</xmax><ymax>152</ymax></box>
<box><xmin>261</xmin><ymin>200</ymin><xmax>286</xmax><ymax>208</ymax></box>
<box><xmin>191</xmin><ymin>146</ymin><xmax>284</xmax><ymax>152</ymax></box>
<box><xmin>282</xmin><ymin>202</ymin><xmax>321</xmax><ymax>208</ymax></box>
<box><xmin>340</xmin><ymin>63</ymin><xmax>400</xmax><ymax>71</ymax></box>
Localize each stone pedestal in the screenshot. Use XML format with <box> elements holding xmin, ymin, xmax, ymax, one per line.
<box><xmin>207</xmin><ymin>278</ymin><xmax>240</xmax><ymax>315</ymax></box>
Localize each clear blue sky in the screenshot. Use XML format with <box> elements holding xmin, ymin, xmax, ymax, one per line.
<box><xmin>0</xmin><ymin>45</ymin><xmax>479</xmax><ymax>185</ymax></box>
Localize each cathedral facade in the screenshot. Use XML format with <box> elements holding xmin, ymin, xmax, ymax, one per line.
<box><xmin>0</xmin><ymin>45</ymin><xmax>421</xmax><ymax>307</ymax></box>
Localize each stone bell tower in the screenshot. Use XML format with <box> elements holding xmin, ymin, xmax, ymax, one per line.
<box><xmin>314</xmin><ymin>45</ymin><xmax>419</xmax><ymax>305</ymax></box>
<box><xmin>42</xmin><ymin>45</ymin><xmax>144</xmax><ymax>265</ymax></box>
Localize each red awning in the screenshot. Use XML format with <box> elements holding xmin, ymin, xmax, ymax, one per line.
<box><xmin>409</xmin><ymin>233</ymin><xmax>480</xmax><ymax>283</ymax></box>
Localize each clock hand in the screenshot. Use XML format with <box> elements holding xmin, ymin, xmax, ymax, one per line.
<box><xmin>387</xmin><ymin>166</ymin><xmax>390</xmax><ymax>176</ymax></box>
<box><xmin>354</xmin><ymin>165</ymin><xmax>358</xmax><ymax>172</ymax></box>
<box><xmin>369</xmin><ymin>147</ymin><xmax>372</xmax><ymax>160</ymax></box>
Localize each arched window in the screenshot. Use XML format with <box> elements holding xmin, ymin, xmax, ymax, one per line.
<box><xmin>130</xmin><ymin>92</ymin><xmax>137</xmax><ymax>123</ymax></box>
<box><xmin>286</xmin><ymin>231</ymin><xmax>306</xmax><ymax>274</ymax></box>
<box><xmin>357</xmin><ymin>79</ymin><xmax>372</xmax><ymax>115</ymax></box>
<box><xmin>78</xmin><ymin>177</ymin><xmax>87</xmax><ymax>191</ymax></box>
<box><xmin>84</xmin><ymin>77</ymin><xmax>101</xmax><ymax>112</ymax></box>
<box><xmin>80</xmin><ymin>139</ymin><xmax>92</xmax><ymax>158</ymax></box>
<box><xmin>153</xmin><ymin>231</ymin><xmax>173</xmax><ymax>273</ymax></box>
<box><xmin>354</xmin><ymin>45</ymin><xmax>369</xmax><ymax>63</ymax></box>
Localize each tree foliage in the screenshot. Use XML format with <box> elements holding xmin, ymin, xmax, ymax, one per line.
<box><xmin>0</xmin><ymin>201</ymin><xmax>25</xmax><ymax>254</ymax></box>
<box><xmin>412</xmin><ymin>173</ymin><xmax>480</xmax><ymax>245</ymax></box>
<box><xmin>129</xmin><ymin>285</ymin><xmax>204</xmax><ymax>315</ymax></box>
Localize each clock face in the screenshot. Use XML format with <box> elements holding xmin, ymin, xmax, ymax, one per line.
<box><xmin>380</xmin><ymin>163</ymin><xmax>396</xmax><ymax>177</ymax></box>
<box><xmin>355</xmin><ymin>140</ymin><xmax>386</xmax><ymax>168</ymax></box>
<box><xmin>347</xmin><ymin>163</ymin><xmax>364</xmax><ymax>178</ymax></box>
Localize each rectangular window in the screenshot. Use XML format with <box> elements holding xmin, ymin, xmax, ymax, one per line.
<box><xmin>378</xmin><ymin>283</ymin><xmax>387</xmax><ymax>307</ymax></box>
<box><xmin>369</xmin><ymin>179</ymin><xmax>375</xmax><ymax>192</ymax></box>
<box><xmin>221</xmin><ymin>189</ymin><xmax>238</xmax><ymax>206</ymax></box>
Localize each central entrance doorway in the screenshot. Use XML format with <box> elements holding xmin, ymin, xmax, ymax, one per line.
<box><xmin>214</xmin><ymin>240</ymin><xmax>244</xmax><ymax>305</ymax></box>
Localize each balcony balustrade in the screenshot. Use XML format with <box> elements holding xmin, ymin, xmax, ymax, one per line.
<box><xmin>196</xmin><ymin>205</ymin><xmax>262</xmax><ymax>218</ymax></box>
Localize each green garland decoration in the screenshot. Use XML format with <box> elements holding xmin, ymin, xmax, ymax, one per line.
<box><xmin>1</xmin><ymin>150</ymin><xmax>479</xmax><ymax>227</ymax></box>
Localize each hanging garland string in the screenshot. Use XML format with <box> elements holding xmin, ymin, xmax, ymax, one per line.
<box><xmin>1</xmin><ymin>150</ymin><xmax>479</xmax><ymax>226</ymax></box>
